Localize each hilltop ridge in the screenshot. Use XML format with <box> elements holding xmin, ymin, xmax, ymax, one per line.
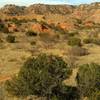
<box><xmin>0</xmin><ymin>2</ymin><xmax>100</xmax><ymax>23</ymax></box>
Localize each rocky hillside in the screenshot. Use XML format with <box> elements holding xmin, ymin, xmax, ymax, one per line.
<box><xmin>0</xmin><ymin>2</ymin><xmax>100</xmax><ymax>23</ymax></box>
<box><xmin>0</xmin><ymin>4</ymin><xmax>75</xmax><ymax>15</ymax></box>
<box><xmin>0</xmin><ymin>4</ymin><xmax>26</xmax><ymax>15</ymax></box>
<box><xmin>25</xmin><ymin>4</ymin><xmax>74</xmax><ymax>14</ymax></box>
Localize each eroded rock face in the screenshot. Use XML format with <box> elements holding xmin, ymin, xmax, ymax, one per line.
<box><xmin>58</xmin><ymin>22</ymin><xmax>75</xmax><ymax>30</ymax></box>
<box><xmin>31</xmin><ymin>23</ymin><xmax>53</xmax><ymax>35</ymax></box>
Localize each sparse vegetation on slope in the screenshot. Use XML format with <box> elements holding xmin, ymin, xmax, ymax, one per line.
<box><xmin>0</xmin><ymin>2</ymin><xmax>100</xmax><ymax>100</ymax></box>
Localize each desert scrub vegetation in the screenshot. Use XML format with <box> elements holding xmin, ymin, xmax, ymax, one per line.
<box><xmin>6</xmin><ymin>35</ymin><xmax>15</xmax><ymax>43</ymax></box>
<box><xmin>76</xmin><ymin>63</ymin><xmax>100</xmax><ymax>99</ymax></box>
<box><xmin>83</xmin><ymin>38</ymin><xmax>100</xmax><ymax>45</ymax></box>
<box><xmin>67</xmin><ymin>37</ymin><xmax>81</xmax><ymax>46</ymax></box>
<box><xmin>4</xmin><ymin>54</ymin><xmax>100</xmax><ymax>100</ymax></box>
<box><xmin>83</xmin><ymin>38</ymin><xmax>93</xmax><ymax>44</ymax></box>
<box><xmin>5</xmin><ymin>54</ymin><xmax>81</xmax><ymax>100</ymax></box>
<box><xmin>68</xmin><ymin>31</ymin><xmax>79</xmax><ymax>37</ymax></box>
<box><xmin>10</xmin><ymin>18</ymin><xmax>21</xmax><ymax>26</ymax></box>
<box><xmin>26</xmin><ymin>30</ymin><xmax>38</xmax><ymax>37</ymax></box>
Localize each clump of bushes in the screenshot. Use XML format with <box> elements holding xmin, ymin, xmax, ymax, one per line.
<box><xmin>83</xmin><ymin>38</ymin><xmax>100</xmax><ymax>45</ymax></box>
<box><xmin>5</xmin><ymin>53</ymin><xmax>100</xmax><ymax>100</ymax></box>
<box><xmin>5</xmin><ymin>54</ymin><xmax>77</xmax><ymax>99</ymax></box>
<box><xmin>26</xmin><ymin>31</ymin><xmax>37</xmax><ymax>37</ymax></box>
<box><xmin>68</xmin><ymin>37</ymin><xmax>81</xmax><ymax>46</ymax></box>
<box><xmin>83</xmin><ymin>38</ymin><xmax>93</xmax><ymax>44</ymax></box>
<box><xmin>6</xmin><ymin>35</ymin><xmax>15</xmax><ymax>43</ymax></box>
<box><xmin>76</xmin><ymin>63</ymin><xmax>100</xmax><ymax>98</ymax></box>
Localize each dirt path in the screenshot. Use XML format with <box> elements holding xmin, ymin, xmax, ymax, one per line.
<box><xmin>64</xmin><ymin>68</ymin><xmax>78</xmax><ymax>87</ymax></box>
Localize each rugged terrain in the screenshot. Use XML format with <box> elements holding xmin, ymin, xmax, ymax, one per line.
<box><xmin>0</xmin><ymin>2</ymin><xmax>100</xmax><ymax>99</ymax></box>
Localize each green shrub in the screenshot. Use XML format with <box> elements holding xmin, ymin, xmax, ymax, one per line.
<box><xmin>83</xmin><ymin>38</ymin><xmax>100</xmax><ymax>45</ymax></box>
<box><xmin>68</xmin><ymin>31</ymin><xmax>79</xmax><ymax>37</ymax></box>
<box><xmin>68</xmin><ymin>37</ymin><xmax>81</xmax><ymax>46</ymax></box>
<box><xmin>83</xmin><ymin>38</ymin><xmax>93</xmax><ymax>44</ymax></box>
<box><xmin>5</xmin><ymin>54</ymin><xmax>72</xmax><ymax>99</ymax></box>
<box><xmin>26</xmin><ymin>31</ymin><xmax>37</xmax><ymax>36</ymax></box>
<box><xmin>6</xmin><ymin>35</ymin><xmax>15</xmax><ymax>43</ymax></box>
<box><xmin>76</xmin><ymin>63</ymin><xmax>100</xmax><ymax>98</ymax></box>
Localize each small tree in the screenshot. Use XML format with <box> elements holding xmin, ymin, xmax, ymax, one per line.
<box><xmin>76</xmin><ymin>63</ymin><xmax>100</xmax><ymax>98</ymax></box>
<box><xmin>5</xmin><ymin>54</ymin><xmax>72</xmax><ymax>99</ymax></box>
